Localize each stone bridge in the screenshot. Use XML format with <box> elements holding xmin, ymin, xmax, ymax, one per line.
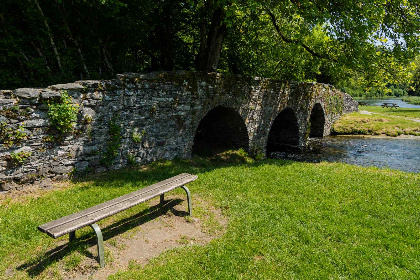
<box><xmin>0</xmin><ymin>71</ymin><xmax>358</xmax><ymax>190</ymax></box>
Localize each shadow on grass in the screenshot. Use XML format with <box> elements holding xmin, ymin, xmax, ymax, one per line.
<box><xmin>73</xmin><ymin>153</ymin><xmax>294</xmax><ymax>190</ymax></box>
<box><xmin>17</xmin><ymin>198</ymin><xmax>186</xmax><ymax>277</ymax></box>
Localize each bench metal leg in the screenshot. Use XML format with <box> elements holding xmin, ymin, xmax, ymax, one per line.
<box><xmin>160</xmin><ymin>194</ymin><xmax>165</xmax><ymax>205</ymax></box>
<box><xmin>90</xmin><ymin>223</ymin><xmax>105</xmax><ymax>268</ymax></box>
<box><xmin>69</xmin><ymin>231</ymin><xmax>75</xmax><ymax>242</ymax></box>
<box><xmin>181</xmin><ymin>186</ymin><xmax>192</xmax><ymax>216</ymax></box>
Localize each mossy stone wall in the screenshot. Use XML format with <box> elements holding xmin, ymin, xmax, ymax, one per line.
<box><xmin>0</xmin><ymin>71</ymin><xmax>358</xmax><ymax>190</ymax></box>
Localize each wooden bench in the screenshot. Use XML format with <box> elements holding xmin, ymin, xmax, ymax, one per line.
<box><xmin>38</xmin><ymin>173</ymin><xmax>197</xmax><ymax>267</ymax></box>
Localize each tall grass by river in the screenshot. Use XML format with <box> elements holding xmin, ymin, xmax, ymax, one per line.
<box><xmin>402</xmin><ymin>96</ymin><xmax>420</xmax><ymax>105</ymax></box>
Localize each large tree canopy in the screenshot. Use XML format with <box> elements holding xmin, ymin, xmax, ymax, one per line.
<box><xmin>0</xmin><ymin>0</ymin><xmax>419</xmax><ymax>93</ymax></box>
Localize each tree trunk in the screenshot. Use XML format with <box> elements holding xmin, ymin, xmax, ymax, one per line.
<box><xmin>30</xmin><ymin>41</ymin><xmax>52</xmax><ymax>74</ymax></box>
<box><xmin>31</xmin><ymin>0</ymin><xmax>63</xmax><ymax>73</ymax></box>
<box><xmin>17</xmin><ymin>54</ymin><xmax>30</xmax><ymax>82</ymax></box>
<box><xmin>99</xmin><ymin>38</ymin><xmax>114</xmax><ymax>74</ymax></box>
<box><xmin>196</xmin><ymin>6</ymin><xmax>227</xmax><ymax>72</ymax></box>
<box><xmin>158</xmin><ymin>23</ymin><xmax>174</xmax><ymax>70</ymax></box>
<box><xmin>56</xmin><ymin>1</ymin><xmax>90</xmax><ymax>77</ymax></box>
<box><xmin>61</xmin><ymin>14</ymin><xmax>90</xmax><ymax>77</ymax></box>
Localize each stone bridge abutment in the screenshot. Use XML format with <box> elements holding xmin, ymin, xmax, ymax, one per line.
<box><xmin>0</xmin><ymin>71</ymin><xmax>358</xmax><ymax>190</ymax></box>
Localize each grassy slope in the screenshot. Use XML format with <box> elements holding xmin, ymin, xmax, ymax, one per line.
<box><xmin>1</xmin><ymin>156</ymin><xmax>419</xmax><ymax>279</ymax></box>
<box><xmin>333</xmin><ymin>106</ymin><xmax>420</xmax><ymax>136</ymax></box>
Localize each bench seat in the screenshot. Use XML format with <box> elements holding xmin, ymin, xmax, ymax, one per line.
<box><xmin>38</xmin><ymin>173</ymin><xmax>197</xmax><ymax>267</ymax></box>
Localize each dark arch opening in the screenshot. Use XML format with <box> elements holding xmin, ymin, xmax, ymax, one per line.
<box><xmin>266</xmin><ymin>108</ymin><xmax>299</xmax><ymax>156</ymax></box>
<box><xmin>192</xmin><ymin>106</ymin><xmax>249</xmax><ymax>156</ymax></box>
<box><xmin>309</xmin><ymin>103</ymin><xmax>325</xmax><ymax>138</ymax></box>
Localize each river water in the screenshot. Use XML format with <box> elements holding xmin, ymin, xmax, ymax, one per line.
<box><xmin>272</xmin><ymin>98</ymin><xmax>420</xmax><ymax>173</ymax></box>
<box><xmin>272</xmin><ymin>136</ymin><xmax>420</xmax><ymax>173</ymax></box>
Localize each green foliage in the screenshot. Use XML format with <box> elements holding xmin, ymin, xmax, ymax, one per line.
<box><xmin>0</xmin><ymin>122</ymin><xmax>28</xmax><ymax>147</ymax></box>
<box><xmin>132</xmin><ymin>129</ymin><xmax>146</xmax><ymax>143</ymax></box>
<box><xmin>9</xmin><ymin>150</ymin><xmax>32</xmax><ymax>165</ymax></box>
<box><xmin>255</xmin><ymin>153</ymin><xmax>264</xmax><ymax>161</ymax></box>
<box><xmin>100</xmin><ymin>116</ymin><xmax>122</xmax><ymax>166</ymax></box>
<box><xmin>1</xmin><ymin>0</ymin><xmax>419</xmax><ymax>93</ymax></box>
<box><xmin>343</xmin><ymin>78</ymin><xmax>411</xmax><ymax>98</ymax></box>
<box><xmin>47</xmin><ymin>92</ymin><xmax>79</xmax><ymax>136</ymax></box>
<box><xmin>410</xmin><ymin>56</ymin><xmax>420</xmax><ymax>96</ymax></box>
<box><xmin>127</xmin><ymin>151</ymin><xmax>136</xmax><ymax>165</ymax></box>
<box><xmin>236</xmin><ymin>148</ymin><xmax>248</xmax><ymax>158</ymax></box>
<box><xmin>325</xmin><ymin>94</ymin><xmax>344</xmax><ymax>115</ymax></box>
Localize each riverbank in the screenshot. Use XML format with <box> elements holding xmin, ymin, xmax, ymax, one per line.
<box><xmin>332</xmin><ymin>106</ymin><xmax>420</xmax><ymax>137</ymax></box>
<box><xmin>402</xmin><ymin>96</ymin><xmax>420</xmax><ymax>105</ymax></box>
<box><xmin>1</xmin><ymin>154</ymin><xmax>419</xmax><ymax>279</ymax></box>
<box><xmin>335</xmin><ymin>134</ymin><xmax>420</xmax><ymax>139</ymax></box>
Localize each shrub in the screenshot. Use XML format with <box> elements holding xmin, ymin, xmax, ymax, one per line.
<box><xmin>9</xmin><ymin>150</ymin><xmax>31</xmax><ymax>165</ymax></box>
<box><xmin>47</xmin><ymin>92</ymin><xmax>79</xmax><ymax>136</ymax></box>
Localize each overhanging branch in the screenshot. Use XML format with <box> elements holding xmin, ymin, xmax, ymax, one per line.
<box><xmin>266</xmin><ymin>9</ymin><xmax>338</xmax><ymax>63</ymax></box>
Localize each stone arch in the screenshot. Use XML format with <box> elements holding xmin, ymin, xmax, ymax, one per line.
<box><xmin>192</xmin><ymin>106</ymin><xmax>249</xmax><ymax>156</ymax></box>
<box><xmin>266</xmin><ymin>108</ymin><xmax>299</xmax><ymax>155</ymax></box>
<box><xmin>309</xmin><ymin>103</ymin><xmax>325</xmax><ymax>137</ymax></box>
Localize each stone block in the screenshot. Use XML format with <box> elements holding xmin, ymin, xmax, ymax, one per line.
<box><xmin>75</xmin><ymin>161</ymin><xmax>89</xmax><ymax>172</ymax></box>
<box><xmin>48</xmin><ymin>83</ymin><xmax>85</xmax><ymax>91</ymax></box>
<box><xmin>38</xmin><ymin>178</ymin><xmax>53</xmax><ymax>189</ymax></box>
<box><xmin>76</xmin><ymin>80</ymin><xmax>100</xmax><ymax>89</ymax></box>
<box><xmin>14</xmin><ymin>88</ymin><xmax>40</xmax><ymax>99</ymax></box>
<box><xmin>25</xmin><ymin>119</ymin><xmax>47</xmax><ymax>128</ymax></box>
<box><xmin>53</xmin><ymin>165</ymin><xmax>74</xmax><ymax>174</ymax></box>
<box><xmin>0</xmin><ymin>99</ymin><xmax>17</xmax><ymax>106</ymax></box>
<box><xmin>40</xmin><ymin>90</ymin><xmax>62</xmax><ymax>101</ymax></box>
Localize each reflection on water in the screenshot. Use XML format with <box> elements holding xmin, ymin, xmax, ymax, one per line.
<box><xmin>271</xmin><ymin>136</ymin><xmax>420</xmax><ymax>173</ymax></box>
<box><xmin>355</xmin><ymin>98</ymin><xmax>420</xmax><ymax>109</ymax></box>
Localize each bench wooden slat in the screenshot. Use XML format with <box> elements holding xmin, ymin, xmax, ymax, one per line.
<box><xmin>38</xmin><ymin>173</ymin><xmax>197</xmax><ymax>238</ymax></box>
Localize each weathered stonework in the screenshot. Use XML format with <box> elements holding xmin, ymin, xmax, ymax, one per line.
<box><xmin>0</xmin><ymin>71</ymin><xmax>358</xmax><ymax>190</ymax></box>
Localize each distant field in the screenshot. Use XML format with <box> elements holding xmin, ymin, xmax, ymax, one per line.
<box><xmin>333</xmin><ymin>106</ymin><xmax>420</xmax><ymax>136</ymax></box>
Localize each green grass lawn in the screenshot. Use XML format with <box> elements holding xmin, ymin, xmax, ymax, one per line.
<box><xmin>333</xmin><ymin>106</ymin><xmax>420</xmax><ymax>136</ymax></box>
<box><xmin>361</xmin><ymin>106</ymin><xmax>420</xmax><ymax>118</ymax></box>
<box><xmin>0</xmin><ymin>155</ymin><xmax>419</xmax><ymax>279</ymax></box>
